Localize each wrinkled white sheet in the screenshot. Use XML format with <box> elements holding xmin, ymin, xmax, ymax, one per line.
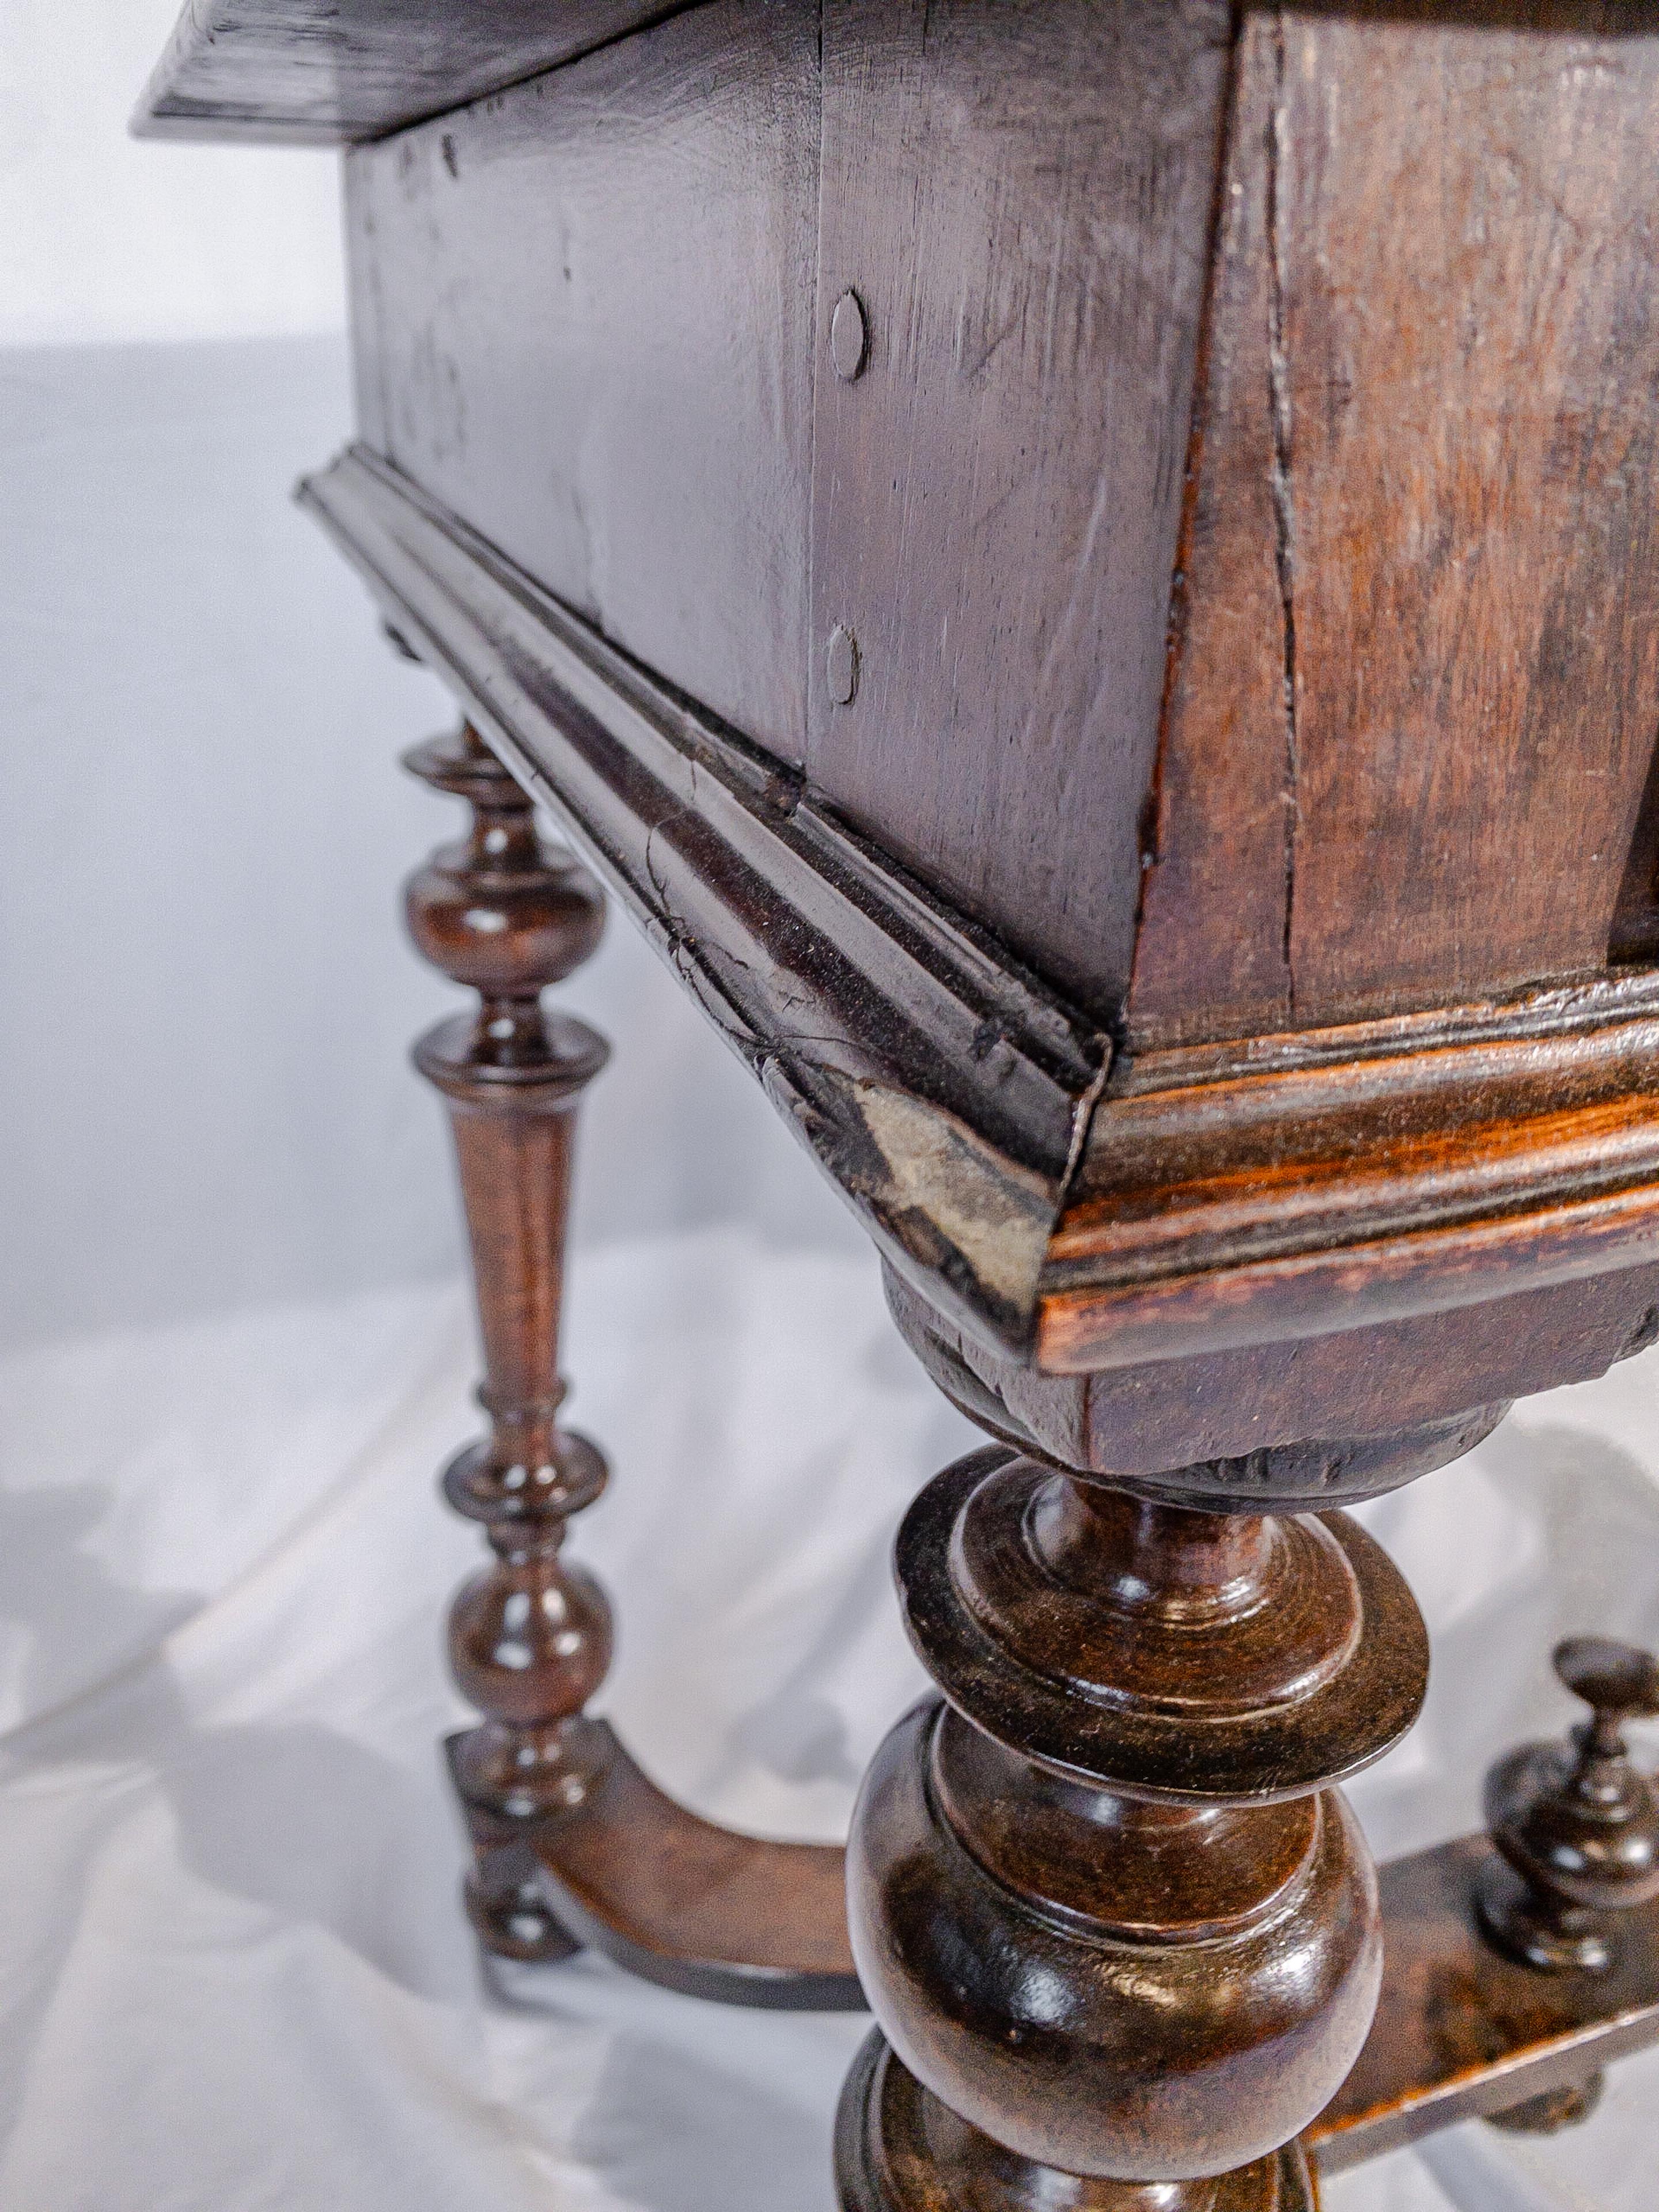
<box><xmin>1</xmin><ymin>1224</ymin><xmax>1654</xmax><ymax>2211</ymax></box>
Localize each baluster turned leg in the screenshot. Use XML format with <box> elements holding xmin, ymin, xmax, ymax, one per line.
<box><xmin>404</xmin><ymin>722</ymin><xmax>611</xmax><ymax>1961</ymax></box>
<box><xmin>838</xmin><ymin>1289</ymin><xmax>1449</xmax><ymax>2210</ymax></box>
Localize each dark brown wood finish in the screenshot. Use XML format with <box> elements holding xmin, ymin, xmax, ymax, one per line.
<box><xmin>140</xmin><ymin>0</ymin><xmax>1659</xmax><ymax>2195</ymax></box>
<box><xmin>301</xmin><ymin>448</ymin><xmax>1107</xmax><ymax>1353</ymax></box>
<box><xmin>836</xmin><ymin>1422</ymin><xmax>1435</xmax><ymax>2209</ymax></box>
<box><xmin>447</xmin><ymin>1727</ymin><xmax>859</xmax><ymax>2006</ymax></box>
<box><xmin>344</xmin><ymin>0</ymin><xmax>820</xmax><ymax>766</ymax></box>
<box><xmin>404</xmin><ymin>721</ymin><xmax>613</xmax><ymax>1960</ymax></box>
<box><xmin>1131</xmin><ymin>2</ymin><xmax>1659</xmax><ymax>1046</ymax></box>
<box><xmin>809</xmin><ymin>0</ymin><xmax>1231</xmax><ymax>1019</ymax></box>
<box><xmin>137</xmin><ymin>0</ymin><xmax>701</xmax><ymax>142</ymax></box>
<box><xmin>302</xmin><ymin>448</ymin><xmax>1659</xmax><ymax>1394</ymax></box>
<box><xmin>1310</xmin><ymin>1831</ymin><xmax>1659</xmax><ymax>2173</ymax></box>
<box><xmin>407</xmin><ymin>721</ymin><xmax>863</xmax><ymax>2007</ymax></box>
<box><xmin>1477</xmin><ymin>1637</ymin><xmax>1659</xmax><ymax>1974</ymax></box>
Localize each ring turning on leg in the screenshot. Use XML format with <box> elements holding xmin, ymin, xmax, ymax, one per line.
<box><xmin>838</xmin><ymin>1435</ymin><xmax>1435</xmax><ymax>2209</ymax></box>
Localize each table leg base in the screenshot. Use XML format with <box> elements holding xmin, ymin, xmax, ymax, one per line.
<box><xmin>834</xmin><ymin>2029</ymin><xmax>1314</xmax><ymax>2212</ymax></box>
<box><xmin>446</xmin><ymin>1725</ymin><xmax>865</xmax><ymax>2009</ymax></box>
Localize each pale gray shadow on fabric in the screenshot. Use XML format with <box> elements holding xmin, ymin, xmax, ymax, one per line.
<box><xmin>0</xmin><ymin>1480</ymin><xmax>467</xmax><ymax>2149</ymax></box>
<box><xmin>0</xmin><ymin>1481</ymin><xmax>199</xmax><ymax>1720</ymax></box>
<box><xmin>571</xmin><ymin>2032</ymin><xmax>838</xmax><ymax>2212</ymax></box>
<box><xmin>722</xmin><ymin>1449</ymin><xmax>892</xmax><ymax>1790</ymax></box>
<box><xmin>713</xmin><ymin>1370</ymin><xmax>967</xmax><ymax>1793</ymax></box>
<box><xmin>1357</xmin><ymin>1422</ymin><xmax>1659</xmax><ymax>1861</ymax></box>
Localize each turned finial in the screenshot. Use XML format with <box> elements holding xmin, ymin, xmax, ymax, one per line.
<box><xmin>404</xmin><ymin>723</ymin><xmax>605</xmax><ymax>1066</ymax></box>
<box><xmin>1477</xmin><ymin>1636</ymin><xmax>1659</xmax><ymax>1974</ymax></box>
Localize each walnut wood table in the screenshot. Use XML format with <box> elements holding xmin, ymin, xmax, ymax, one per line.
<box><xmin>143</xmin><ymin>3</ymin><xmax>1659</xmax><ymax>2204</ymax></box>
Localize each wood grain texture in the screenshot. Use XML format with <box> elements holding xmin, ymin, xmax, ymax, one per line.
<box><xmin>345</xmin><ymin>0</ymin><xmax>819</xmax><ymax>764</ymax></box>
<box><xmin>809</xmin><ymin>0</ymin><xmax>1233</xmax><ymax>1021</ymax></box>
<box><xmin>1131</xmin><ymin>1</ymin><xmax>1659</xmax><ymax>1046</ymax></box>
<box><xmin>1128</xmin><ymin>13</ymin><xmax>1294</xmax><ymax>1046</ymax></box>
<box><xmin>138</xmin><ymin>0</ymin><xmax>698</xmax><ymax>142</ymax></box>
<box><xmin>509</xmin><ymin>1721</ymin><xmax>864</xmax><ymax>2009</ymax></box>
<box><xmin>1308</xmin><ymin>1832</ymin><xmax>1659</xmax><ymax>2172</ymax></box>
<box><xmin>301</xmin><ymin>446</ymin><xmax>1108</xmax><ymax>1353</ymax></box>
<box><xmin>1047</xmin><ymin>982</ymin><xmax>1659</xmax><ymax>1370</ymax></box>
<box><xmin>306</xmin><ymin>448</ymin><xmax>1659</xmax><ymax>1388</ymax></box>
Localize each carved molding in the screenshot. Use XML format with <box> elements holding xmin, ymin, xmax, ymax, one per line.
<box><xmin>301</xmin><ymin>444</ymin><xmax>1659</xmax><ymax>1374</ymax></box>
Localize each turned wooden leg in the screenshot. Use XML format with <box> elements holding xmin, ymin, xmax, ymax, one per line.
<box><xmin>401</xmin><ymin>719</ymin><xmax>862</xmax><ymax>2005</ymax></box>
<box><xmin>404</xmin><ymin>722</ymin><xmax>611</xmax><ymax>1961</ymax></box>
<box><xmin>837</xmin><ymin>1338</ymin><xmax>1453</xmax><ymax>2207</ymax></box>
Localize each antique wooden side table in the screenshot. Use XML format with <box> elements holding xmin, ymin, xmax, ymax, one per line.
<box><xmin>143</xmin><ymin>3</ymin><xmax>1659</xmax><ymax>2204</ymax></box>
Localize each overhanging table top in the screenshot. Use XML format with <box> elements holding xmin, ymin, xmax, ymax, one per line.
<box><xmin>136</xmin><ymin>0</ymin><xmax>696</xmax><ymax>142</ymax></box>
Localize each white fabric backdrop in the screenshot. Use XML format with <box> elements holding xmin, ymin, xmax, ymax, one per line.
<box><xmin>6</xmin><ymin>70</ymin><xmax>1657</xmax><ymax>2204</ymax></box>
<box><xmin>1</xmin><ymin>1226</ymin><xmax>1656</xmax><ymax>2211</ymax></box>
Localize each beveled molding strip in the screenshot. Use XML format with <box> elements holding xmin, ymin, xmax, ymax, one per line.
<box><xmin>1042</xmin><ymin>1012</ymin><xmax>1659</xmax><ymax>1373</ymax></box>
<box><xmin>300</xmin><ymin>445</ymin><xmax>1108</xmax><ymax>1355</ymax></box>
<box><xmin>301</xmin><ymin>445</ymin><xmax>1659</xmax><ymax>1375</ymax></box>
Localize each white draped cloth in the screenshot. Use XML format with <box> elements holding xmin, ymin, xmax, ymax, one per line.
<box><xmin>1</xmin><ymin>1225</ymin><xmax>1654</xmax><ymax>2211</ymax></box>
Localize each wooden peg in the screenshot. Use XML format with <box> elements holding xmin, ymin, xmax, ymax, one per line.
<box><xmin>1477</xmin><ymin>1636</ymin><xmax>1659</xmax><ymax>1975</ymax></box>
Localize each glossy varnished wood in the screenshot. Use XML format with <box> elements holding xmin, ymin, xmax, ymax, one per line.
<box><xmin>1047</xmin><ymin>987</ymin><xmax>1659</xmax><ymax>1372</ymax></box>
<box><xmin>838</xmin><ymin>1428</ymin><xmax>1429</xmax><ymax>2203</ymax></box>
<box><xmin>139</xmin><ymin>0</ymin><xmax>1659</xmax><ymax>2192</ymax></box>
<box><xmin>410</xmin><ymin>723</ymin><xmax>862</xmax><ymax>2004</ymax></box>
<box><xmin>1478</xmin><ymin>1638</ymin><xmax>1659</xmax><ymax>1974</ymax></box>
<box><xmin>449</xmin><ymin>1726</ymin><xmax>862</xmax><ymax>2009</ymax></box>
<box><xmin>840</xmin><ymin>2029</ymin><xmax>1317</xmax><ymax>2212</ymax></box>
<box><xmin>404</xmin><ymin>724</ymin><xmax>612</xmax><ymax>1958</ymax></box>
<box><xmin>1309</xmin><ymin>1832</ymin><xmax>1659</xmax><ymax>2173</ymax></box>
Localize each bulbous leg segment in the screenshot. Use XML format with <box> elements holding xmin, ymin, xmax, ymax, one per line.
<box><xmin>835</xmin><ymin>2031</ymin><xmax>1316</xmax><ymax>2212</ymax></box>
<box><xmin>837</xmin><ymin>1443</ymin><xmax>1429</xmax><ymax>2210</ymax></box>
<box><xmin>846</xmin><ymin>1699</ymin><xmax>1376</xmax><ymax>2190</ymax></box>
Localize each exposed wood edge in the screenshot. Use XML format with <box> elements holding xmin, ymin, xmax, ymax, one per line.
<box><xmin>298</xmin><ymin>445</ymin><xmax>1107</xmax><ymax>1354</ymax></box>
<box><xmin>1313</xmin><ymin>2007</ymin><xmax>1659</xmax><ymax>2174</ymax></box>
<box><xmin>1117</xmin><ymin>968</ymin><xmax>1659</xmax><ymax>1096</ymax></box>
<box><xmin>1036</xmin><ymin>1175</ymin><xmax>1659</xmax><ymax>1374</ymax></box>
<box><xmin>134</xmin><ymin>0</ymin><xmax>700</xmax><ymax>146</ymax></box>
<box><xmin>1056</xmin><ymin>1088</ymin><xmax>1659</xmax><ymax>1285</ymax></box>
